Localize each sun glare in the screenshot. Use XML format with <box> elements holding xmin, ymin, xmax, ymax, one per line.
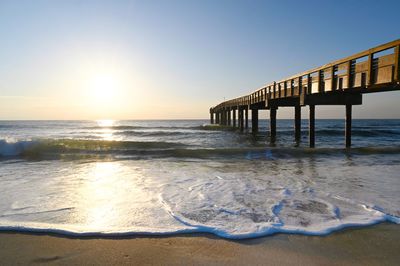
<box><xmin>89</xmin><ymin>74</ymin><xmax>118</xmax><ymax>103</ymax></box>
<box><xmin>82</xmin><ymin>71</ymin><xmax>128</xmax><ymax>118</ymax></box>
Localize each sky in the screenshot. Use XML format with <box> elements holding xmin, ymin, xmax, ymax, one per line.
<box><xmin>0</xmin><ymin>0</ymin><xmax>399</xmax><ymax>120</ymax></box>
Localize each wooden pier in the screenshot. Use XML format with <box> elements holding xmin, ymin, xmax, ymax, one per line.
<box><xmin>209</xmin><ymin>39</ymin><xmax>400</xmax><ymax>147</ymax></box>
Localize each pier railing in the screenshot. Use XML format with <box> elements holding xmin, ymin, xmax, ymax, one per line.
<box><xmin>209</xmin><ymin>39</ymin><xmax>400</xmax><ymax>147</ymax></box>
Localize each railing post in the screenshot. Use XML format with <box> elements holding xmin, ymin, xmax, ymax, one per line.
<box><xmin>291</xmin><ymin>79</ymin><xmax>294</xmax><ymax>96</ymax></box>
<box><xmin>318</xmin><ymin>70</ymin><xmax>324</xmax><ymax>93</ymax></box>
<box><xmin>278</xmin><ymin>83</ymin><xmax>281</xmax><ymax>98</ymax></box>
<box><xmin>265</xmin><ymin>87</ymin><xmax>268</xmax><ymax>100</ymax></box>
<box><xmin>346</xmin><ymin>60</ymin><xmax>354</xmax><ymax>89</ymax></box>
<box><xmin>331</xmin><ymin>65</ymin><xmax>336</xmax><ymax>91</ymax></box>
<box><xmin>394</xmin><ymin>45</ymin><xmax>400</xmax><ymax>82</ymax></box>
<box><xmin>283</xmin><ymin>82</ymin><xmax>287</xmax><ymax>98</ymax></box>
<box><xmin>298</xmin><ymin>76</ymin><xmax>302</xmax><ymax>95</ymax></box>
<box><xmin>268</xmin><ymin>86</ymin><xmax>272</xmax><ymax>99</ymax></box>
<box><xmin>367</xmin><ymin>53</ymin><xmax>374</xmax><ymax>86</ymax></box>
<box><xmin>299</xmin><ymin>76</ymin><xmax>305</xmax><ymax>105</ymax></box>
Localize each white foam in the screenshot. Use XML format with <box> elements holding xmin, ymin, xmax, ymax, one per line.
<box><xmin>0</xmin><ymin>148</ymin><xmax>399</xmax><ymax>239</ymax></box>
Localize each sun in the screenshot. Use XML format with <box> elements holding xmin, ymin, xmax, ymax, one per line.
<box><xmin>88</xmin><ymin>74</ymin><xmax>118</xmax><ymax>104</ymax></box>
<box><xmin>81</xmin><ymin>68</ymin><xmax>131</xmax><ymax>118</ymax></box>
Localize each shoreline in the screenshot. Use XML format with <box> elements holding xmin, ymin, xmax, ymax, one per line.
<box><xmin>0</xmin><ymin>218</ymin><xmax>396</xmax><ymax>240</ymax></box>
<box><xmin>0</xmin><ymin>223</ymin><xmax>398</xmax><ymax>265</ymax></box>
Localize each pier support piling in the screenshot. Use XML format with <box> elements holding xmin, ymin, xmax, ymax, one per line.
<box><xmin>227</xmin><ymin>109</ymin><xmax>231</xmax><ymax>126</ymax></box>
<box><xmin>294</xmin><ymin>105</ymin><xmax>301</xmax><ymax>142</ymax></box>
<box><xmin>245</xmin><ymin>108</ymin><xmax>249</xmax><ymax>129</ymax></box>
<box><xmin>270</xmin><ymin>108</ymin><xmax>277</xmax><ymax>143</ymax></box>
<box><xmin>233</xmin><ymin>108</ymin><xmax>237</xmax><ymax>128</ymax></box>
<box><xmin>251</xmin><ymin>109</ymin><xmax>258</xmax><ymax>133</ymax></box>
<box><xmin>239</xmin><ymin>108</ymin><xmax>244</xmax><ymax>131</ymax></box>
<box><xmin>345</xmin><ymin>104</ymin><xmax>352</xmax><ymax>147</ymax></box>
<box><xmin>210</xmin><ymin>112</ymin><xmax>214</xmax><ymax>124</ymax></box>
<box><xmin>309</xmin><ymin>105</ymin><xmax>315</xmax><ymax>147</ymax></box>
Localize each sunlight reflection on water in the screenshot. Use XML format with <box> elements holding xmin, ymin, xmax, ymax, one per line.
<box><xmin>96</xmin><ymin>119</ymin><xmax>115</xmax><ymax>127</ymax></box>
<box><xmin>76</xmin><ymin>161</ymin><xmax>148</xmax><ymax>230</ymax></box>
<box><xmin>96</xmin><ymin>120</ymin><xmax>116</xmax><ymax>140</ymax></box>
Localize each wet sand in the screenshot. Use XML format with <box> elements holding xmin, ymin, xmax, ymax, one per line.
<box><xmin>0</xmin><ymin>223</ymin><xmax>399</xmax><ymax>265</ymax></box>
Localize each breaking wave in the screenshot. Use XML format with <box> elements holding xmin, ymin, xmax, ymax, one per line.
<box><xmin>1</xmin><ymin>138</ymin><xmax>400</xmax><ymax>160</ymax></box>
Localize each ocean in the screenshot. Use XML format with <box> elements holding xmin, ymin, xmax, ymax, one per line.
<box><xmin>0</xmin><ymin>119</ymin><xmax>399</xmax><ymax>239</ymax></box>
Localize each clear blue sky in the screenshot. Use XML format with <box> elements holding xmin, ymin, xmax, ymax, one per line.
<box><xmin>0</xmin><ymin>0</ymin><xmax>399</xmax><ymax>119</ymax></box>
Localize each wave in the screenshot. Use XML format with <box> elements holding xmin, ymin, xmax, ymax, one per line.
<box><xmin>2</xmin><ymin>139</ymin><xmax>400</xmax><ymax>160</ymax></box>
<box><xmin>254</xmin><ymin>129</ymin><xmax>400</xmax><ymax>137</ymax></box>
<box><xmin>81</xmin><ymin>125</ymin><xmax>400</xmax><ymax>138</ymax></box>
<box><xmin>315</xmin><ymin>129</ymin><xmax>400</xmax><ymax>137</ymax></box>
<box><xmin>115</xmin><ymin>130</ymin><xmax>217</xmax><ymax>137</ymax></box>
<box><xmin>0</xmin><ymin>139</ymin><xmax>188</xmax><ymax>159</ymax></box>
<box><xmin>83</xmin><ymin>125</ymin><xmax>205</xmax><ymax>130</ymax></box>
<box><xmin>81</xmin><ymin>124</ymin><xmax>238</xmax><ymax>132</ymax></box>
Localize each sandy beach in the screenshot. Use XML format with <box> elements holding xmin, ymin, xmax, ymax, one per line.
<box><xmin>0</xmin><ymin>223</ymin><xmax>398</xmax><ymax>265</ymax></box>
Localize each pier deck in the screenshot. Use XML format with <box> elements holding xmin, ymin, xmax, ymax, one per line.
<box><xmin>209</xmin><ymin>39</ymin><xmax>400</xmax><ymax>147</ymax></box>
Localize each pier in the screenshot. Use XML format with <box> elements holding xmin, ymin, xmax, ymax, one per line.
<box><xmin>209</xmin><ymin>39</ymin><xmax>400</xmax><ymax>147</ymax></box>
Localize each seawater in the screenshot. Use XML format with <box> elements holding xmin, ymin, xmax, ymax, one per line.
<box><xmin>0</xmin><ymin>119</ymin><xmax>399</xmax><ymax>239</ymax></box>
